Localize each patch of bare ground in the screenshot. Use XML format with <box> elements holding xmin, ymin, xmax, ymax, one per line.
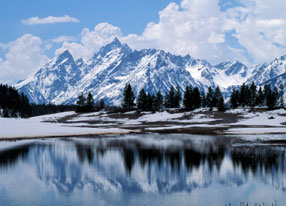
<box><xmin>106</xmin><ymin>112</ymin><xmax>144</xmax><ymax>120</ymax></box>
<box><xmin>143</xmin><ymin>127</ymin><xmax>227</xmax><ymax>135</ymax></box>
<box><xmin>57</xmin><ymin>113</ymin><xmax>80</xmax><ymax>123</ymax></box>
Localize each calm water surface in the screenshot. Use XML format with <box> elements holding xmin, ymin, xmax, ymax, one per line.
<box><xmin>0</xmin><ymin>134</ymin><xmax>286</xmax><ymax>206</ymax></box>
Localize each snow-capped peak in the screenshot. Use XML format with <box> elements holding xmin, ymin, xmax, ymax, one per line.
<box><xmin>15</xmin><ymin>39</ymin><xmax>286</xmax><ymax>105</ymax></box>
<box><xmin>95</xmin><ymin>38</ymin><xmax>132</xmax><ymax>58</ymax></box>
<box><xmin>55</xmin><ymin>50</ymin><xmax>74</xmax><ymax>63</ymax></box>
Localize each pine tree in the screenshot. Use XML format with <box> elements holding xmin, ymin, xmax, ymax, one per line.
<box><xmin>274</xmin><ymin>86</ymin><xmax>279</xmax><ymax>105</ymax></box>
<box><xmin>99</xmin><ymin>99</ymin><xmax>105</xmax><ymax>110</ymax></box>
<box><xmin>214</xmin><ymin>86</ymin><xmax>222</xmax><ymax>107</ymax></box>
<box><xmin>193</xmin><ymin>87</ymin><xmax>201</xmax><ymax>109</ymax></box>
<box><xmin>0</xmin><ymin>84</ymin><xmax>31</xmax><ymax>118</ymax></box>
<box><xmin>230</xmin><ymin>89</ymin><xmax>239</xmax><ymax>108</ymax></box>
<box><xmin>266</xmin><ymin>90</ymin><xmax>276</xmax><ymax>110</ymax></box>
<box><xmin>122</xmin><ymin>84</ymin><xmax>135</xmax><ymax>111</ymax></box>
<box><xmin>206</xmin><ymin>87</ymin><xmax>214</xmax><ymax>108</ymax></box>
<box><xmin>183</xmin><ymin>85</ymin><xmax>193</xmax><ymax>111</ymax></box>
<box><xmin>137</xmin><ymin>89</ymin><xmax>147</xmax><ymax>111</ymax></box>
<box><xmin>263</xmin><ymin>84</ymin><xmax>271</xmax><ymax>105</ymax></box>
<box><xmin>256</xmin><ymin>87</ymin><xmax>264</xmax><ymax>106</ymax></box>
<box><xmin>174</xmin><ymin>86</ymin><xmax>181</xmax><ymax>108</ymax></box>
<box><xmin>76</xmin><ymin>93</ymin><xmax>87</xmax><ymax>113</ymax></box>
<box><xmin>201</xmin><ymin>92</ymin><xmax>207</xmax><ymax>107</ymax></box>
<box><xmin>86</xmin><ymin>92</ymin><xmax>94</xmax><ymax>112</ymax></box>
<box><xmin>249</xmin><ymin>82</ymin><xmax>257</xmax><ymax>108</ymax></box>
<box><xmin>165</xmin><ymin>86</ymin><xmax>176</xmax><ymax>108</ymax></box>
<box><xmin>239</xmin><ymin>83</ymin><xmax>247</xmax><ymax>107</ymax></box>
<box><xmin>217</xmin><ymin>96</ymin><xmax>226</xmax><ymax>112</ymax></box>
<box><xmin>77</xmin><ymin>93</ymin><xmax>86</xmax><ymax>107</ymax></box>
<box><xmin>146</xmin><ymin>93</ymin><xmax>153</xmax><ymax>111</ymax></box>
<box><xmin>279</xmin><ymin>84</ymin><xmax>284</xmax><ymax>108</ymax></box>
<box><xmin>156</xmin><ymin>90</ymin><xmax>163</xmax><ymax>111</ymax></box>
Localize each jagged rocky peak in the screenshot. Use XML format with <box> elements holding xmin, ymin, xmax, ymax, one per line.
<box><xmin>96</xmin><ymin>37</ymin><xmax>132</xmax><ymax>57</ymax></box>
<box><xmin>56</xmin><ymin>50</ymin><xmax>74</xmax><ymax>61</ymax></box>
<box><xmin>14</xmin><ymin>38</ymin><xmax>286</xmax><ymax>105</ymax></box>
<box><xmin>280</xmin><ymin>54</ymin><xmax>286</xmax><ymax>61</ymax></box>
<box><xmin>215</xmin><ymin>60</ymin><xmax>244</xmax><ymax>69</ymax></box>
<box><xmin>215</xmin><ymin>60</ymin><xmax>248</xmax><ymax>76</ymax></box>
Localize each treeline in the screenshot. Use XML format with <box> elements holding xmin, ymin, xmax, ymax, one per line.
<box><xmin>74</xmin><ymin>82</ymin><xmax>285</xmax><ymax>114</ymax></box>
<box><xmin>121</xmin><ymin>84</ymin><xmax>226</xmax><ymax>112</ymax></box>
<box><xmin>29</xmin><ymin>104</ymin><xmax>76</xmax><ymax>117</ymax></box>
<box><xmin>121</xmin><ymin>82</ymin><xmax>284</xmax><ymax>113</ymax></box>
<box><xmin>0</xmin><ymin>84</ymin><xmax>75</xmax><ymax>118</ymax></box>
<box><xmin>76</xmin><ymin>92</ymin><xmax>105</xmax><ymax>113</ymax></box>
<box><xmin>230</xmin><ymin>82</ymin><xmax>284</xmax><ymax>109</ymax></box>
<box><xmin>0</xmin><ymin>84</ymin><xmax>31</xmax><ymax>117</ymax></box>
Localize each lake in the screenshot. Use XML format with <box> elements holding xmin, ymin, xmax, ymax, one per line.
<box><xmin>0</xmin><ymin>134</ymin><xmax>285</xmax><ymax>206</ymax></box>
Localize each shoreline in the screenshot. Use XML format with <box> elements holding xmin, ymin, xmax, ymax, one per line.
<box><xmin>1</xmin><ymin>108</ymin><xmax>286</xmax><ymax>141</ymax></box>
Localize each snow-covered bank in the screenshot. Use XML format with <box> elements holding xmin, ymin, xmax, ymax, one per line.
<box><xmin>0</xmin><ymin>112</ymin><xmax>130</xmax><ymax>139</ymax></box>
<box><xmin>0</xmin><ymin>108</ymin><xmax>286</xmax><ymax>139</ymax></box>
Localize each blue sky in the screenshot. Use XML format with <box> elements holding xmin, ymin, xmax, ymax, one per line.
<box><xmin>0</xmin><ymin>0</ymin><xmax>285</xmax><ymax>83</ymax></box>
<box><xmin>0</xmin><ymin>0</ymin><xmax>181</xmax><ymax>42</ymax></box>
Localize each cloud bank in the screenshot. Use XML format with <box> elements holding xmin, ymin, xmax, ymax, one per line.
<box><xmin>55</xmin><ymin>0</ymin><xmax>286</xmax><ymax>65</ymax></box>
<box><xmin>0</xmin><ymin>34</ymin><xmax>49</xmax><ymax>83</ymax></box>
<box><xmin>1</xmin><ymin>0</ymin><xmax>286</xmax><ymax>83</ymax></box>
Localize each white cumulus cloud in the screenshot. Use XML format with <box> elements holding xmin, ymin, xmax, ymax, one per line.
<box><xmin>0</xmin><ymin>34</ymin><xmax>49</xmax><ymax>83</ymax></box>
<box><xmin>55</xmin><ymin>23</ymin><xmax>123</xmax><ymax>60</ymax></box>
<box><xmin>53</xmin><ymin>0</ymin><xmax>286</xmax><ymax>65</ymax></box>
<box><xmin>22</xmin><ymin>15</ymin><xmax>79</xmax><ymax>25</ymax></box>
<box><xmin>2</xmin><ymin>0</ymin><xmax>286</xmax><ymax>84</ymax></box>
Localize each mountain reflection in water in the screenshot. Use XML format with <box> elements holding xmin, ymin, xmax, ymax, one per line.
<box><xmin>0</xmin><ymin>134</ymin><xmax>286</xmax><ymax>205</ymax></box>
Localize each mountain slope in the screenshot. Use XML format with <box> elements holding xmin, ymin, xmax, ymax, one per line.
<box><xmin>15</xmin><ymin>38</ymin><xmax>286</xmax><ymax>105</ymax></box>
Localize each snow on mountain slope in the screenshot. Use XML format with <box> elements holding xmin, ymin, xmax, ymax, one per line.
<box><xmin>246</xmin><ymin>55</ymin><xmax>286</xmax><ymax>87</ymax></box>
<box><xmin>213</xmin><ymin>61</ymin><xmax>252</xmax><ymax>88</ymax></box>
<box><xmin>15</xmin><ymin>50</ymin><xmax>86</xmax><ymax>104</ymax></box>
<box><xmin>15</xmin><ymin>38</ymin><xmax>286</xmax><ymax>105</ymax></box>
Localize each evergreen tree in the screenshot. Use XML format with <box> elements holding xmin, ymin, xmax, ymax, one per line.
<box><xmin>174</xmin><ymin>86</ymin><xmax>182</xmax><ymax>108</ymax></box>
<box><xmin>0</xmin><ymin>84</ymin><xmax>31</xmax><ymax>117</ymax></box>
<box><xmin>146</xmin><ymin>93</ymin><xmax>153</xmax><ymax>111</ymax></box>
<box><xmin>249</xmin><ymin>82</ymin><xmax>257</xmax><ymax>108</ymax></box>
<box><xmin>217</xmin><ymin>96</ymin><xmax>226</xmax><ymax>112</ymax></box>
<box><xmin>77</xmin><ymin>93</ymin><xmax>86</xmax><ymax>107</ymax></box>
<box><xmin>256</xmin><ymin>87</ymin><xmax>264</xmax><ymax>106</ymax></box>
<box><xmin>230</xmin><ymin>89</ymin><xmax>239</xmax><ymax>108</ymax></box>
<box><xmin>155</xmin><ymin>90</ymin><xmax>163</xmax><ymax>111</ymax></box>
<box><xmin>193</xmin><ymin>87</ymin><xmax>201</xmax><ymax>109</ymax></box>
<box><xmin>239</xmin><ymin>83</ymin><xmax>247</xmax><ymax>107</ymax></box>
<box><xmin>279</xmin><ymin>84</ymin><xmax>284</xmax><ymax>108</ymax></box>
<box><xmin>263</xmin><ymin>84</ymin><xmax>271</xmax><ymax>105</ymax></box>
<box><xmin>76</xmin><ymin>93</ymin><xmax>87</xmax><ymax>113</ymax></box>
<box><xmin>122</xmin><ymin>84</ymin><xmax>135</xmax><ymax>111</ymax></box>
<box><xmin>201</xmin><ymin>92</ymin><xmax>207</xmax><ymax>107</ymax></box>
<box><xmin>98</xmin><ymin>99</ymin><xmax>105</xmax><ymax>110</ymax></box>
<box><xmin>183</xmin><ymin>85</ymin><xmax>193</xmax><ymax>111</ymax></box>
<box><xmin>206</xmin><ymin>86</ymin><xmax>214</xmax><ymax>108</ymax></box>
<box><xmin>151</xmin><ymin>94</ymin><xmax>157</xmax><ymax>111</ymax></box>
<box><xmin>165</xmin><ymin>86</ymin><xmax>176</xmax><ymax>108</ymax></box>
<box><xmin>86</xmin><ymin>92</ymin><xmax>94</xmax><ymax>112</ymax></box>
<box><xmin>137</xmin><ymin>89</ymin><xmax>147</xmax><ymax>111</ymax></box>
<box><xmin>213</xmin><ymin>86</ymin><xmax>222</xmax><ymax>107</ymax></box>
<box><xmin>273</xmin><ymin>86</ymin><xmax>279</xmax><ymax>105</ymax></box>
<box><xmin>266</xmin><ymin>90</ymin><xmax>276</xmax><ymax>110</ymax></box>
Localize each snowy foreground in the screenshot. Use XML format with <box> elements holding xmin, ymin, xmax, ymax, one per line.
<box><xmin>0</xmin><ymin>108</ymin><xmax>286</xmax><ymax>139</ymax></box>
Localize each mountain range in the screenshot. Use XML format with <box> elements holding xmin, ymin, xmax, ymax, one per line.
<box><xmin>15</xmin><ymin>38</ymin><xmax>286</xmax><ymax>105</ymax></box>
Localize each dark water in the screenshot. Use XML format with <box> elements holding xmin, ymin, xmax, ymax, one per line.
<box><xmin>0</xmin><ymin>134</ymin><xmax>286</xmax><ymax>206</ymax></box>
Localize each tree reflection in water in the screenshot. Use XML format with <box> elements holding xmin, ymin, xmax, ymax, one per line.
<box><xmin>0</xmin><ymin>135</ymin><xmax>286</xmax><ymax>194</ymax></box>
